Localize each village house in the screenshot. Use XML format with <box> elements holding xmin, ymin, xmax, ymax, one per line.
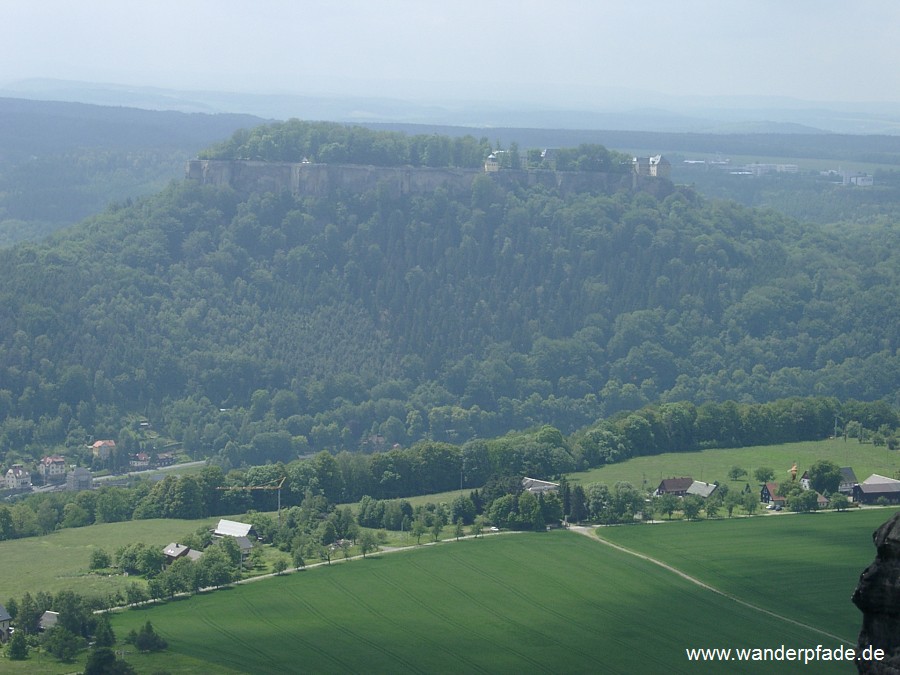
<box><xmin>853</xmin><ymin>474</ymin><xmax>900</xmax><ymax>505</ymax></box>
<box><xmin>162</xmin><ymin>542</ymin><xmax>203</xmax><ymax>565</ymax></box>
<box><xmin>129</xmin><ymin>452</ymin><xmax>151</xmax><ymax>469</ymax></box>
<box><xmin>38</xmin><ymin>455</ymin><xmax>67</xmax><ymax>483</ymax></box>
<box><xmin>4</xmin><ymin>464</ymin><xmax>31</xmax><ymax>490</ymax></box>
<box><xmin>0</xmin><ymin>603</ymin><xmax>11</xmax><ymax>642</ymax></box>
<box><xmin>838</xmin><ymin>467</ymin><xmax>859</xmax><ymax>496</ymax></box>
<box><xmin>760</xmin><ymin>482</ymin><xmax>786</xmax><ymax>507</ymax></box>
<box><xmin>654</xmin><ymin>477</ymin><xmax>694</xmax><ymax>497</ymax></box>
<box><xmin>91</xmin><ymin>439</ymin><xmax>116</xmax><ymax>461</ymax></box>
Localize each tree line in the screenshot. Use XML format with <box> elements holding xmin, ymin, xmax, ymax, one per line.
<box><xmin>1</xmin><ymin>396</ymin><xmax>895</xmax><ymax>544</ymax></box>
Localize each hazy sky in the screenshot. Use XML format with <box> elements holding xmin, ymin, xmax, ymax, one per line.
<box><xmin>3</xmin><ymin>1</ymin><xmax>899</xmax><ymax>106</ymax></box>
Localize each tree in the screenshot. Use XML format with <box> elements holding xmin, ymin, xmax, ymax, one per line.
<box><xmin>411</xmin><ymin>517</ymin><xmax>427</xmax><ymax>545</ymax></box>
<box><xmin>471</xmin><ymin>516</ymin><xmax>484</xmax><ymax>539</ymax></box>
<box><xmin>43</xmin><ymin>625</ymin><xmax>81</xmax><ymax>662</ymax></box>
<box><xmin>129</xmin><ymin>621</ymin><xmax>167</xmax><ymax>652</ymax></box>
<box><xmin>830</xmin><ymin>493</ymin><xmax>850</xmax><ymax>512</ymax></box>
<box><xmin>90</xmin><ymin>548</ymin><xmax>111</xmax><ymax>570</ymax></box>
<box><xmin>788</xmin><ymin>489</ymin><xmax>819</xmax><ymax>513</ymax></box>
<box><xmin>518</xmin><ymin>490</ymin><xmax>545</xmax><ymax>531</ymax></box>
<box><xmin>94</xmin><ymin>614</ymin><xmax>116</xmax><ymax>648</ymax></box>
<box><xmin>8</xmin><ymin>629</ymin><xmax>28</xmax><ymax>660</ymax></box>
<box><xmin>62</xmin><ymin>502</ymin><xmax>91</xmax><ymax>528</ymax></box>
<box><xmin>198</xmin><ymin>546</ymin><xmax>236</xmax><ymax>588</ymax></box>
<box><xmin>754</xmin><ymin>467</ymin><xmax>775</xmax><ymax>484</ymax></box>
<box><xmin>742</xmin><ymin>492</ymin><xmax>759</xmax><ymax>516</ymax></box>
<box><xmin>641</xmin><ymin>498</ymin><xmax>656</xmax><ymax>523</ymax></box>
<box><xmin>53</xmin><ymin>589</ymin><xmax>91</xmax><ymax>637</ymax></box>
<box><xmin>682</xmin><ymin>495</ymin><xmax>703</xmax><ymax>520</ymax></box>
<box><xmin>728</xmin><ymin>466</ymin><xmax>747</xmax><ymax>481</ymax></box>
<box><xmin>657</xmin><ymin>493</ymin><xmax>679</xmax><ymax>520</ymax></box>
<box><xmin>272</xmin><ymin>556</ymin><xmax>289</xmax><ymax>575</ymax></box>
<box><xmin>358</xmin><ymin>530</ymin><xmax>378</xmax><ymax>558</ymax></box>
<box><xmin>725</xmin><ymin>491</ymin><xmax>743</xmax><ymax>517</ymax></box>
<box><xmin>807</xmin><ymin>460</ymin><xmax>842</xmax><ymax>495</ymax></box>
<box><xmin>84</xmin><ymin>647</ymin><xmax>137</xmax><ymax>675</ymax></box>
<box><xmin>431</xmin><ymin>519</ymin><xmax>443</xmax><ymax>543</ymax></box>
<box><xmin>454</xmin><ymin>517</ymin><xmax>465</xmax><ymax>540</ymax></box>
<box><xmin>125</xmin><ymin>583</ymin><xmax>148</xmax><ymax>606</ymax></box>
<box><xmin>450</xmin><ymin>494</ymin><xmax>476</xmax><ymax>525</ymax></box>
<box><xmin>569</xmin><ymin>484</ymin><xmax>587</xmax><ymax>523</ymax></box>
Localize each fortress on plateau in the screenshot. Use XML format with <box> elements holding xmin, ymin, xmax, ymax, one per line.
<box><xmin>185</xmin><ymin>159</ymin><xmax>668</xmax><ymax>199</ymax></box>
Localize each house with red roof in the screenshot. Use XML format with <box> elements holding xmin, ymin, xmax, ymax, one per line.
<box><xmin>91</xmin><ymin>439</ymin><xmax>116</xmax><ymax>460</ymax></box>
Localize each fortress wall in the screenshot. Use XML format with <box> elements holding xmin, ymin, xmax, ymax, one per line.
<box><xmin>187</xmin><ymin>159</ymin><xmax>650</xmax><ymax>199</ymax></box>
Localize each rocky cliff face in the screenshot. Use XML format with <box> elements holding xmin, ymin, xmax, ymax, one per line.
<box><xmin>853</xmin><ymin>511</ymin><xmax>900</xmax><ymax>674</ymax></box>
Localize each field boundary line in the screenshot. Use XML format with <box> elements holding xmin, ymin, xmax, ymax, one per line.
<box><xmin>570</xmin><ymin>525</ymin><xmax>854</xmax><ymax>645</ymax></box>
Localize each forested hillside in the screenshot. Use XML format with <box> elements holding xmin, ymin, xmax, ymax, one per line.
<box><xmin>0</xmin><ymin>122</ymin><xmax>898</xmax><ymax>471</ymax></box>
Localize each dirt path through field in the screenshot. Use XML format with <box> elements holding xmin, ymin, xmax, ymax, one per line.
<box><xmin>568</xmin><ymin>525</ymin><xmax>854</xmax><ymax>645</ymax></box>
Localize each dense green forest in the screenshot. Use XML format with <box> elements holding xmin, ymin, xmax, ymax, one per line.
<box><xmin>0</xmin><ymin>121</ymin><xmax>899</xmax><ymax>477</ymax></box>
<box><xmin>199</xmin><ymin>118</ymin><xmax>632</xmax><ymax>172</ymax></box>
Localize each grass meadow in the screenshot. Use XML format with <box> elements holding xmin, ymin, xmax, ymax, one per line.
<box><xmin>0</xmin><ymin>517</ymin><xmax>215</xmax><ymax>601</ymax></box>
<box><xmin>361</xmin><ymin>440</ymin><xmax>898</xmax><ymax>512</ymax></box>
<box><xmin>567</xmin><ymin>438</ymin><xmax>899</xmax><ymax>492</ymax></box>
<box><xmin>103</xmin><ymin>520</ymin><xmax>884</xmax><ymax>675</ymax></box>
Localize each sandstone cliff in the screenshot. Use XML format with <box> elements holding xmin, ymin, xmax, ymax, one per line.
<box><xmin>853</xmin><ymin>511</ymin><xmax>900</xmax><ymax>674</ymax></box>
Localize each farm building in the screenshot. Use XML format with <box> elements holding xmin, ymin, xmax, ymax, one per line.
<box><xmin>522</xmin><ymin>477</ymin><xmax>560</xmax><ymax>494</ymax></box>
<box><xmin>686</xmin><ymin>481</ymin><xmax>718</xmax><ymax>499</ymax></box>
<box><xmin>40</xmin><ymin>610</ymin><xmax>59</xmax><ymax>631</ymax></box>
<box><xmin>655</xmin><ymin>477</ymin><xmax>693</xmax><ymax>497</ymax></box>
<box><xmin>214</xmin><ymin>519</ymin><xmax>257</xmax><ymax>539</ymax></box>
<box><xmin>213</xmin><ymin>519</ymin><xmax>256</xmax><ymax>559</ymax></box>
<box><xmin>853</xmin><ymin>474</ymin><xmax>900</xmax><ymax>505</ymax></box>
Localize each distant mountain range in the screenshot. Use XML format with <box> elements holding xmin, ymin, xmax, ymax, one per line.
<box><xmin>4</xmin><ymin>78</ymin><xmax>900</xmax><ymax>135</ymax></box>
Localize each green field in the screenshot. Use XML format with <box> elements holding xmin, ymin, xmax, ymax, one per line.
<box><xmin>102</xmin><ymin>520</ymin><xmax>885</xmax><ymax>675</ymax></box>
<box><xmin>598</xmin><ymin>507</ymin><xmax>899</xmax><ymax>642</ymax></box>
<box><xmin>0</xmin><ymin>517</ymin><xmax>215</xmax><ymax>601</ymax></box>
<box><xmin>567</xmin><ymin>438</ymin><xmax>899</xmax><ymax>492</ymax></box>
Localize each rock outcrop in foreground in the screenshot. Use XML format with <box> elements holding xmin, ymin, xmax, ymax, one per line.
<box><xmin>853</xmin><ymin>511</ymin><xmax>900</xmax><ymax>674</ymax></box>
